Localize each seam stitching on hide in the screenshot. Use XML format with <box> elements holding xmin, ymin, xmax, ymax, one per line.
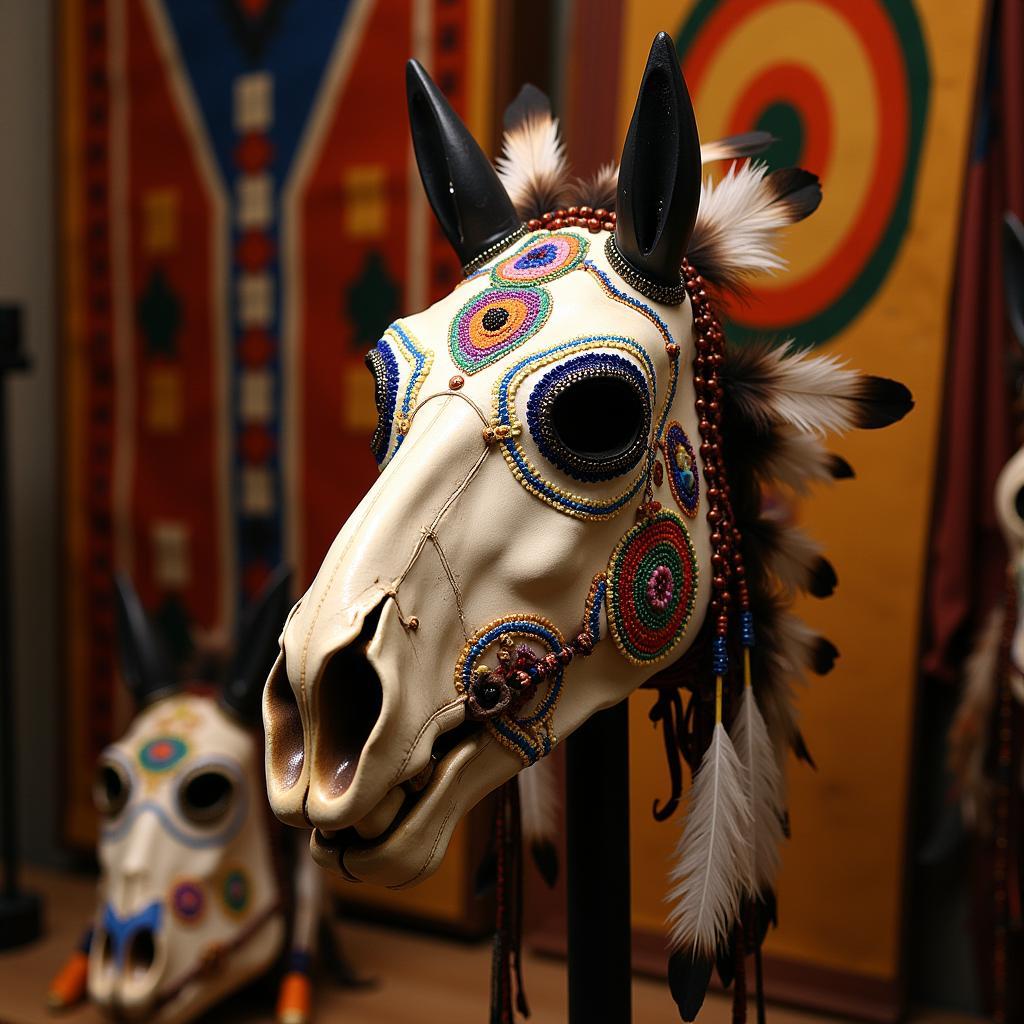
<box><xmin>392</xmin><ymin>445</ymin><xmax>490</xmax><ymax>593</ymax></box>
<box><xmin>424</xmin><ymin>529</ymin><xmax>469</xmax><ymax>639</ymax></box>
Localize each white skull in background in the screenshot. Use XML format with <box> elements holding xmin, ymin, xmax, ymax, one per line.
<box><xmin>90</xmin><ymin>694</ymin><xmax>284</xmax><ymax>1023</ymax></box>
<box><xmin>85</xmin><ymin>571</ymin><xmax>293</xmax><ymax>1023</ymax></box>
<box><xmin>264</xmin><ymin>42</ymin><xmax>713</xmax><ymax>887</ymax></box>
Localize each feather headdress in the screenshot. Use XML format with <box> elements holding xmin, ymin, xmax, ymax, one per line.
<box><xmin>488</xmin><ymin>83</ymin><xmax>914</xmax><ymax>1024</ymax></box>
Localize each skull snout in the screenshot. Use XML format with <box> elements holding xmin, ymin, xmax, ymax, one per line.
<box><xmin>264</xmin><ymin>600</ymin><xmax>389</xmax><ymax>831</ymax></box>
<box><xmin>88</xmin><ymin>903</ymin><xmax>165</xmax><ymax>1018</ymax></box>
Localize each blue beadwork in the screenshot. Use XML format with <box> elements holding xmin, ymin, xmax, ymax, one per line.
<box><xmin>526</xmin><ymin>352</ymin><xmax>652</xmax><ymax>483</ymax></box>
<box><xmin>740</xmin><ymin>611</ymin><xmax>755</xmax><ymax>648</ymax></box>
<box><xmin>588</xmin><ymin>579</ymin><xmax>606</xmax><ymax>641</ymax></box>
<box><xmin>493</xmin><ymin>335</ymin><xmax>658</xmax><ymax>518</ymax></box>
<box><xmin>368</xmin><ymin>338</ymin><xmax>399</xmax><ymax>465</ymax></box>
<box><xmin>713</xmin><ymin>635</ymin><xmax>729</xmax><ymax>676</ymax></box>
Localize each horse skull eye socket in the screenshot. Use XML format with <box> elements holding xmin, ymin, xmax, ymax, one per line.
<box><xmin>93</xmin><ymin>760</ymin><xmax>131</xmax><ymax>818</ymax></box>
<box><xmin>1014</xmin><ymin>484</ymin><xmax>1024</xmax><ymax>522</ymax></box>
<box><xmin>178</xmin><ymin>769</ymin><xmax>235</xmax><ymax>825</ymax></box>
<box><xmin>528</xmin><ymin>353</ymin><xmax>652</xmax><ymax>482</ymax></box>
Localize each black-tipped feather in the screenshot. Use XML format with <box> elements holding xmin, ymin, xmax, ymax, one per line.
<box><xmin>854</xmin><ymin>376</ymin><xmax>915</xmax><ymax>429</ymax></box>
<box><xmin>700</xmin><ymin>131</ymin><xmax>776</xmax><ymax>164</ymax></box>
<box><xmin>812</xmin><ymin>638</ymin><xmax>839</xmax><ymax>675</ymax></box>
<box><xmin>828</xmin><ymin>454</ymin><xmax>855</xmax><ymax>479</ymax></box>
<box><xmin>793</xmin><ymin>731</ymin><xmax>817</xmax><ymax>769</ymax></box>
<box><xmin>810</xmin><ymin>557</ymin><xmax>838</xmax><ymax>598</ymax></box>
<box><xmin>503</xmin><ymin>83</ymin><xmax>550</xmax><ymax>130</ymax></box>
<box><xmin>668</xmin><ymin>952</ymin><xmax>713</xmax><ymax>1022</ymax></box>
<box><xmin>766</xmin><ymin>167</ymin><xmax>822</xmax><ymax>222</ymax></box>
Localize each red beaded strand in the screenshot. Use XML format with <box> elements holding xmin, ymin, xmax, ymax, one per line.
<box><xmin>528</xmin><ymin>207</ymin><xmax>617</xmax><ymax>234</ymax></box>
<box><xmin>684</xmin><ymin>259</ymin><xmax>740</xmax><ymax>692</ymax></box>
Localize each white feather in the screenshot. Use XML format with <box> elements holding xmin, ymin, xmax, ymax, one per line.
<box><xmin>518</xmin><ymin>756</ymin><xmax>559</xmax><ymax>843</ymax></box>
<box><xmin>728</xmin><ymin>343</ymin><xmax>872</xmax><ymax>437</ymax></box>
<box><xmin>731</xmin><ymin>686</ymin><xmax>786</xmax><ymax>897</ymax></box>
<box><xmin>667</xmin><ymin>722</ymin><xmax>751</xmax><ymax>957</ymax></box>
<box><xmin>495</xmin><ymin>112</ymin><xmax>570</xmax><ymax>220</ymax></box>
<box><xmin>690</xmin><ymin>162</ymin><xmax>788</xmax><ymax>283</ymax></box>
<box><xmin>758</xmin><ymin>612</ymin><xmax>819</xmax><ymax>751</ymax></box>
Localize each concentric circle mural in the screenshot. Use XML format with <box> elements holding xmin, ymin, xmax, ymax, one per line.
<box><xmin>676</xmin><ymin>0</ymin><xmax>929</xmax><ymax>346</ymax></box>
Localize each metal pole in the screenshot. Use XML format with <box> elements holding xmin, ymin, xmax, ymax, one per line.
<box><xmin>0</xmin><ymin>306</ymin><xmax>41</xmax><ymax>947</ymax></box>
<box><xmin>565</xmin><ymin>699</ymin><xmax>632</xmax><ymax>1023</ymax></box>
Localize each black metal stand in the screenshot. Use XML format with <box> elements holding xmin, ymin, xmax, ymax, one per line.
<box><xmin>0</xmin><ymin>305</ymin><xmax>42</xmax><ymax>949</ymax></box>
<box><xmin>565</xmin><ymin>699</ymin><xmax>632</xmax><ymax>1023</ymax></box>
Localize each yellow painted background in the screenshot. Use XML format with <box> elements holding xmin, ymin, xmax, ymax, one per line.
<box><xmin>619</xmin><ymin>0</ymin><xmax>985</xmax><ymax>982</ymax></box>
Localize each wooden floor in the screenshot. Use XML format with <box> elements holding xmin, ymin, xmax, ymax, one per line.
<box><xmin>0</xmin><ymin>868</ymin><xmax>984</xmax><ymax>1024</ymax></box>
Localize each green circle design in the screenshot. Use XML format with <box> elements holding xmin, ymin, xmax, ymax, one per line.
<box><xmin>676</xmin><ymin>0</ymin><xmax>931</xmax><ymax>349</ymax></box>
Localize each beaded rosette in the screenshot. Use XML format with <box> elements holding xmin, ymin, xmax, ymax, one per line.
<box><xmin>454</xmin><ymin>615</ymin><xmax>571</xmax><ymax>765</ymax></box>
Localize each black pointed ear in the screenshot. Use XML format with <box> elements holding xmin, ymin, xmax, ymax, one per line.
<box><xmin>406</xmin><ymin>59</ymin><xmax>522</xmax><ymax>270</ymax></box>
<box><xmin>1003</xmin><ymin>212</ymin><xmax>1024</xmax><ymax>349</ymax></box>
<box><xmin>114</xmin><ymin>575</ymin><xmax>177</xmax><ymax>707</ymax></box>
<box><xmin>221</xmin><ymin>565</ymin><xmax>291</xmax><ymax>726</ymax></box>
<box><xmin>614</xmin><ymin>32</ymin><xmax>701</xmax><ymax>296</ymax></box>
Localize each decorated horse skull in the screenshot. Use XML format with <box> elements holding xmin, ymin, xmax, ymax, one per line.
<box><xmin>264</xmin><ymin>32</ymin><xmax>911</xmax><ymax>1018</ymax></box>
<box><xmin>48</xmin><ymin>571</ymin><xmax>333</xmax><ymax>1024</ymax></box>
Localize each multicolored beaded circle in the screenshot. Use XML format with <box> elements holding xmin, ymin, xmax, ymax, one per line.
<box><xmin>454</xmin><ymin>615</ymin><xmax>565</xmax><ymax>766</ymax></box>
<box><xmin>526</xmin><ymin>351</ymin><xmax>652</xmax><ymax>483</ymax></box>
<box><xmin>663</xmin><ymin>421</ymin><xmax>699</xmax><ymax>518</ymax></box>
<box><xmin>492</xmin><ymin>231</ymin><xmax>589</xmax><ymax>287</ymax></box>
<box><xmin>606</xmin><ymin>509</ymin><xmax>699</xmax><ymax>664</ymax></box>
<box><xmin>170</xmin><ymin>880</ymin><xmax>205</xmax><ymax>925</ymax></box>
<box><xmin>449</xmin><ymin>286</ymin><xmax>551</xmax><ymax>375</ymax></box>
<box><xmin>220</xmin><ymin>867</ymin><xmax>250</xmax><ymax>917</ymax></box>
<box><xmin>139</xmin><ymin>736</ymin><xmax>188</xmax><ymax>774</ymax></box>
<box><xmin>492</xmin><ymin>336</ymin><xmax>657</xmax><ymax>519</ymax></box>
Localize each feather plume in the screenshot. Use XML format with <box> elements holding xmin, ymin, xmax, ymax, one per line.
<box><xmin>667</xmin><ymin>723</ymin><xmax>751</xmax><ymax>958</ymax></box>
<box><xmin>731</xmin><ymin>685</ymin><xmax>786</xmax><ymax>897</ymax></box>
<box><xmin>699</xmin><ymin>131</ymin><xmax>775</xmax><ymax>165</ymax></box>
<box><xmin>687</xmin><ymin>163</ymin><xmax>821</xmax><ymax>292</ymax></box>
<box><xmin>729</xmin><ymin>420</ymin><xmax>854</xmax><ymax>495</ymax></box>
<box><xmin>565</xmin><ymin>161</ymin><xmax>618</xmax><ymax>212</ymax></box>
<box><xmin>723</xmin><ymin>341</ymin><xmax>914</xmax><ymax>437</ymax></box>
<box><xmin>949</xmin><ymin>604</ymin><xmax>1004</xmax><ymax>831</ymax></box>
<box><xmin>744</xmin><ymin>509</ymin><xmax>837</xmax><ymax>598</ymax></box>
<box><xmin>518</xmin><ymin>756</ymin><xmax>559</xmax><ymax>885</ymax></box>
<box><xmin>496</xmin><ymin>86</ymin><xmax>571</xmax><ymax>220</ymax></box>
<box><xmin>747</xmin><ymin>590</ymin><xmax>837</xmax><ymax>754</ymax></box>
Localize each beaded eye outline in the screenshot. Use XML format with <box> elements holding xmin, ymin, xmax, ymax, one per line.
<box><xmin>365</xmin><ymin>322</ymin><xmax>433</xmax><ymax>469</ymax></box>
<box><xmin>449</xmin><ymin>285</ymin><xmax>551</xmax><ymax>375</ymax></box>
<box><xmin>491</xmin><ymin>230</ymin><xmax>589</xmax><ymax>287</ymax></box>
<box><xmin>491</xmin><ymin>335</ymin><xmax>664</xmax><ymax>520</ymax></box>
<box><xmin>526</xmin><ymin>351</ymin><xmax>652</xmax><ymax>483</ymax></box>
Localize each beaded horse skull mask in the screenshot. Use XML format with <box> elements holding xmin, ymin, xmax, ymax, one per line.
<box><xmin>264</xmin><ymin>34</ymin><xmax>912</xmax><ymax>994</ymax></box>
<box><xmin>67</xmin><ymin>572</ymin><xmax>330</xmax><ymax>1024</ymax></box>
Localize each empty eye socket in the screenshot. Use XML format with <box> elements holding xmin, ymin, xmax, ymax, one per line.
<box><xmin>366</xmin><ymin>342</ymin><xmax>400</xmax><ymax>466</ymax></box>
<box><xmin>93</xmin><ymin>759</ymin><xmax>131</xmax><ymax>818</ymax></box>
<box><xmin>1015</xmin><ymin>485</ymin><xmax>1024</xmax><ymax>521</ymax></box>
<box><xmin>527</xmin><ymin>352</ymin><xmax>651</xmax><ymax>482</ymax></box>
<box><xmin>178</xmin><ymin>769</ymin><xmax>235</xmax><ymax>826</ymax></box>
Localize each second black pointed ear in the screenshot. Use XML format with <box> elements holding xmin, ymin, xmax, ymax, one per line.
<box><xmin>221</xmin><ymin>565</ymin><xmax>292</xmax><ymax>726</ymax></box>
<box><xmin>615</xmin><ymin>32</ymin><xmax>702</xmax><ymax>292</ymax></box>
<box><xmin>1003</xmin><ymin>212</ymin><xmax>1024</xmax><ymax>349</ymax></box>
<box><xmin>115</xmin><ymin>575</ymin><xmax>178</xmax><ymax>707</ymax></box>
<box><xmin>406</xmin><ymin>60</ymin><xmax>522</xmax><ymax>270</ymax></box>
